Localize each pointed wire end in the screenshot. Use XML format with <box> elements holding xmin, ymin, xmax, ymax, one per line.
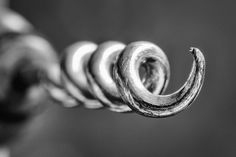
<box><xmin>189</xmin><ymin>47</ymin><xmax>206</xmax><ymax>68</ymax></box>
<box><xmin>189</xmin><ymin>47</ymin><xmax>204</xmax><ymax>57</ymax></box>
<box><xmin>189</xmin><ymin>47</ymin><xmax>201</xmax><ymax>54</ymax></box>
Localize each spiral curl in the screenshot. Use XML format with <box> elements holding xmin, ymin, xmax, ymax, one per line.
<box><xmin>0</xmin><ymin>8</ymin><xmax>205</xmax><ymax>118</ymax></box>
<box><xmin>45</xmin><ymin>41</ymin><xmax>205</xmax><ymax>117</ymax></box>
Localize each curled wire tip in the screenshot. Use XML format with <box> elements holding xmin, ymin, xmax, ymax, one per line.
<box><xmin>190</xmin><ymin>47</ymin><xmax>200</xmax><ymax>54</ymax></box>
<box><xmin>45</xmin><ymin>41</ymin><xmax>205</xmax><ymax>118</ymax></box>
<box><xmin>0</xmin><ymin>30</ymin><xmax>206</xmax><ymax>118</ymax></box>
<box><xmin>0</xmin><ymin>17</ymin><xmax>205</xmax><ymax>118</ymax></box>
<box><xmin>0</xmin><ymin>3</ymin><xmax>206</xmax><ymax>148</ymax></box>
<box><xmin>114</xmin><ymin>45</ymin><xmax>205</xmax><ymax>117</ymax></box>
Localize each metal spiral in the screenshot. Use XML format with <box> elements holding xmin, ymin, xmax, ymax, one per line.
<box><xmin>0</xmin><ymin>2</ymin><xmax>205</xmax><ymax>157</ymax></box>
<box><xmin>0</xmin><ymin>6</ymin><xmax>206</xmax><ymax>119</ymax></box>
<box><xmin>45</xmin><ymin>40</ymin><xmax>205</xmax><ymax>117</ymax></box>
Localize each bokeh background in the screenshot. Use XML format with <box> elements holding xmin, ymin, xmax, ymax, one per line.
<box><xmin>6</xmin><ymin>0</ymin><xmax>236</xmax><ymax>156</ymax></box>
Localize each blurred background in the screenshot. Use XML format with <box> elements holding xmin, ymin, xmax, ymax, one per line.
<box><xmin>4</xmin><ymin>0</ymin><xmax>236</xmax><ymax>156</ymax></box>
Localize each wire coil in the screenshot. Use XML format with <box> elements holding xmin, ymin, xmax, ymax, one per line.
<box><xmin>0</xmin><ymin>8</ymin><xmax>206</xmax><ymax>118</ymax></box>
<box><xmin>45</xmin><ymin>40</ymin><xmax>205</xmax><ymax>117</ymax></box>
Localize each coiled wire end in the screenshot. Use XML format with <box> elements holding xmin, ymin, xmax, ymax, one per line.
<box><xmin>46</xmin><ymin>41</ymin><xmax>205</xmax><ymax>117</ymax></box>
<box><xmin>0</xmin><ymin>5</ymin><xmax>206</xmax><ymax>118</ymax></box>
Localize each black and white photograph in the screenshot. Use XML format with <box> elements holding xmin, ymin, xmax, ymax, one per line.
<box><xmin>0</xmin><ymin>0</ymin><xmax>234</xmax><ymax>157</ymax></box>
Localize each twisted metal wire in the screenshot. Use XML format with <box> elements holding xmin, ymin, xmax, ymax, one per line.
<box><xmin>45</xmin><ymin>41</ymin><xmax>205</xmax><ymax>117</ymax></box>
<box><xmin>0</xmin><ymin>3</ymin><xmax>205</xmax><ymax>157</ymax></box>
<box><xmin>0</xmin><ymin>7</ymin><xmax>206</xmax><ymax>119</ymax></box>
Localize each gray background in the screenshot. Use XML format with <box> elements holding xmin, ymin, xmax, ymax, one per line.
<box><xmin>8</xmin><ymin>0</ymin><xmax>236</xmax><ymax>157</ymax></box>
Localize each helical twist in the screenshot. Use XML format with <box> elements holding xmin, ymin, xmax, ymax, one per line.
<box><xmin>0</xmin><ymin>6</ymin><xmax>206</xmax><ymax>119</ymax></box>
<box><xmin>0</xmin><ymin>2</ymin><xmax>206</xmax><ymax>154</ymax></box>
<box><xmin>46</xmin><ymin>41</ymin><xmax>205</xmax><ymax>117</ymax></box>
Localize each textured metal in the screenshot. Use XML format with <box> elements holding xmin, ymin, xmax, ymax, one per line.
<box><xmin>0</xmin><ymin>2</ymin><xmax>206</xmax><ymax>157</ymax></box>
<box><xmin>114</xmin><ymin>43</ymin><xmax>205</xmax><ymax>117</ymax></box>
<box><xmin>51</xmin><ymin>41</ymin><xmax>206</xmax><ymax>117</ymax></box>
<box><xmin>0</xmin><ymin>3</ymin><xmax>206</xmax><ymax>119</ymax></box>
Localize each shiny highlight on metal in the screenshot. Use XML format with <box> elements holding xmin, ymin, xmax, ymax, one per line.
<box><xmin>0</xmin><ymin>2</ymin><xmax>205</xmax><ymax>118</ymax></box>
<box><xmin>53</xmin><ymin>41</ymin><xmax>206</xmax><ymax>117</ymax></box>
<box><xmin>114</xmin><ymin>43</ymin><xmax>205</xmax><ymax>117</ymax></box>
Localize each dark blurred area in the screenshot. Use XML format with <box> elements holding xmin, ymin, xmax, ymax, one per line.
<box><xmin>5</xmin><ymin>0</ymin><xmax>236</xmax><ymax>157</ymax></box>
